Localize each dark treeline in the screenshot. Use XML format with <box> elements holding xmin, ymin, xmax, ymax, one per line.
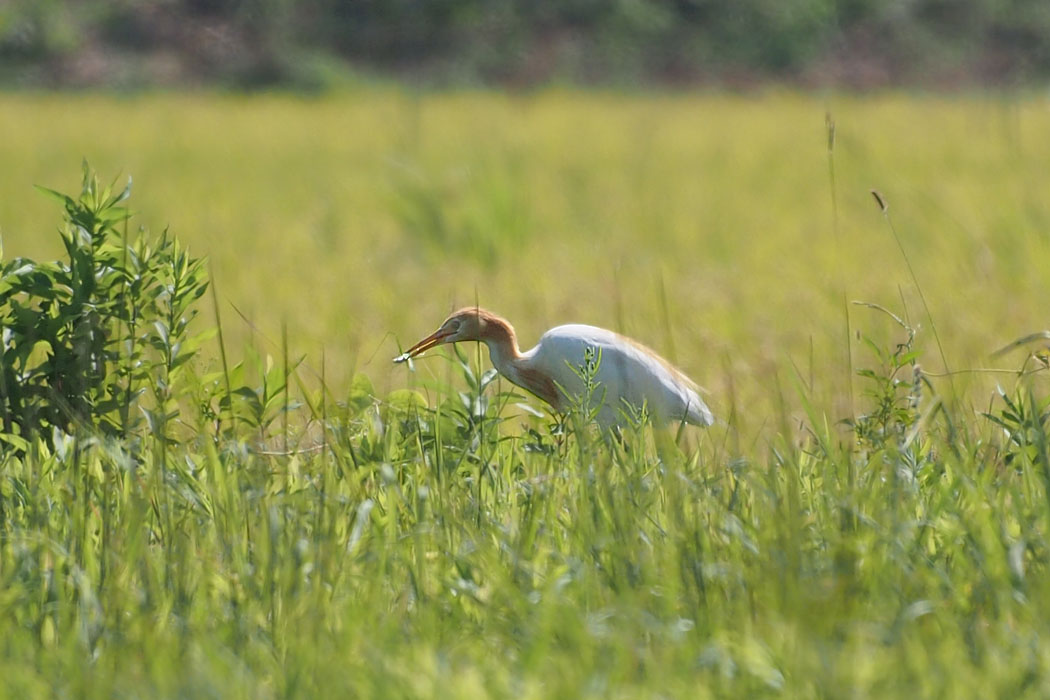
<box><xmin>2</xmin><ymin>0</ymin><xmax>1049</xmax><ymax>89</ymax></box>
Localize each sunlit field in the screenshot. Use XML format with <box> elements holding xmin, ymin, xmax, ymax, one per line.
<box><xmin>3</xmin><ymin>93</ymin><xmax>1049</xmax><ymax>409</ymax></box>
<box><xmin>2</xmin><ymin>91</ymin><xmax>1050</xmax><ymax>697</ymax></box>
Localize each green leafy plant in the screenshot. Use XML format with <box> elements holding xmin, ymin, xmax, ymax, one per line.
<box><xmin>845</xmin><ymin>302</ymin><xmax>928</xmax><ymax>474</ymax></box>
<box><xmin>0</xmin><ymin>163</ymin><xmax>209</xmax><ymax>453</ymax></box>
<box><xmin>985</xmin><ymin>387</ymin><xmax>1050</xmax><ymax>469</ymax></box>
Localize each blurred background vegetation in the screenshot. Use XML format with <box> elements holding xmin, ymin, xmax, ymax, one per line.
<box><xmin>1</xmin><ymin>0</ymin><xmax>1049</xmax><ymax>90</ymax></box>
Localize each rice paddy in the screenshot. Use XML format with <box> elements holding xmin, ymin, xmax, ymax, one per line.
<box><xmin>1</xmin><ymin>90</ymin><xmax>1050</xmax><ymax>697</ymax></box>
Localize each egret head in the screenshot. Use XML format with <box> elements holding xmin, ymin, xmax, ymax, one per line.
<box><xmin>395</xmin><ymin>307</ymin><xmax>497</xmax><ymax>362</ymax></box>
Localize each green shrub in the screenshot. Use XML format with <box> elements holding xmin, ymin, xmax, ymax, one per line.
<box><xmin>0</xmin><ymin>163</ymin><xmax>208</xmax><ymax>453</ymax></box>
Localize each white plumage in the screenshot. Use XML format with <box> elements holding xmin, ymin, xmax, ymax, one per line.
<box><xmin>520</xmin><ymin>324</ymin><xmax>713</xmax><ymax>429</ymax></box>
<box><xmin>396</xmin><ymin>307</ymin><xmax>713</xmax><ymax>430</ymax></box>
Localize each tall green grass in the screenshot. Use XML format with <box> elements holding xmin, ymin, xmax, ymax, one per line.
<box><xmin>1</xmin><ymin>92</ymin><xmax>1050</xmax><ymax>697</ymax></box>
<box><xmin>2</xmin><ymin>302</ymin><xmax>1049</xmax><ymax>696</ymax></box>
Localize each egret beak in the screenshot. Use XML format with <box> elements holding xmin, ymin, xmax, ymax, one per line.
<box><xmin>393</xmin><ymin>328</ymin><xmax>453</xmax><ymax>363</ymax></box>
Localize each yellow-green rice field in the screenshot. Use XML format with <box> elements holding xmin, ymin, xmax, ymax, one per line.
<box><xmin>3</xmin><ymin>91</ymin><xmax>1050</xmax><ymax>697</ymax></box>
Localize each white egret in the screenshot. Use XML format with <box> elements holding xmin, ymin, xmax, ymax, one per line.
<box><xmin>395</xmin><ymin>307</ymin><xmax>713</xmax><ymax>430</ymax></box>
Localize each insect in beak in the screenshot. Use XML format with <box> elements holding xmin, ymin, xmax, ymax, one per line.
<box><xmin>393</xmin><ymin>328</ymin><xmax>453</xmax><ymax>363</ymax></box>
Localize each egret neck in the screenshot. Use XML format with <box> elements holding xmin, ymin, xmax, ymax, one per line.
<box><xmin>476</xmin><ymin>315</ymin><xmax>562</xmax><ymax>409</ymax></box>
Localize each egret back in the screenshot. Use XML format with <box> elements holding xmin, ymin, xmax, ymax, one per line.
<box><xmin>522</xmin><ymin>324</ymin><xmax>713</xmax><ymax>429</ymax></box>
